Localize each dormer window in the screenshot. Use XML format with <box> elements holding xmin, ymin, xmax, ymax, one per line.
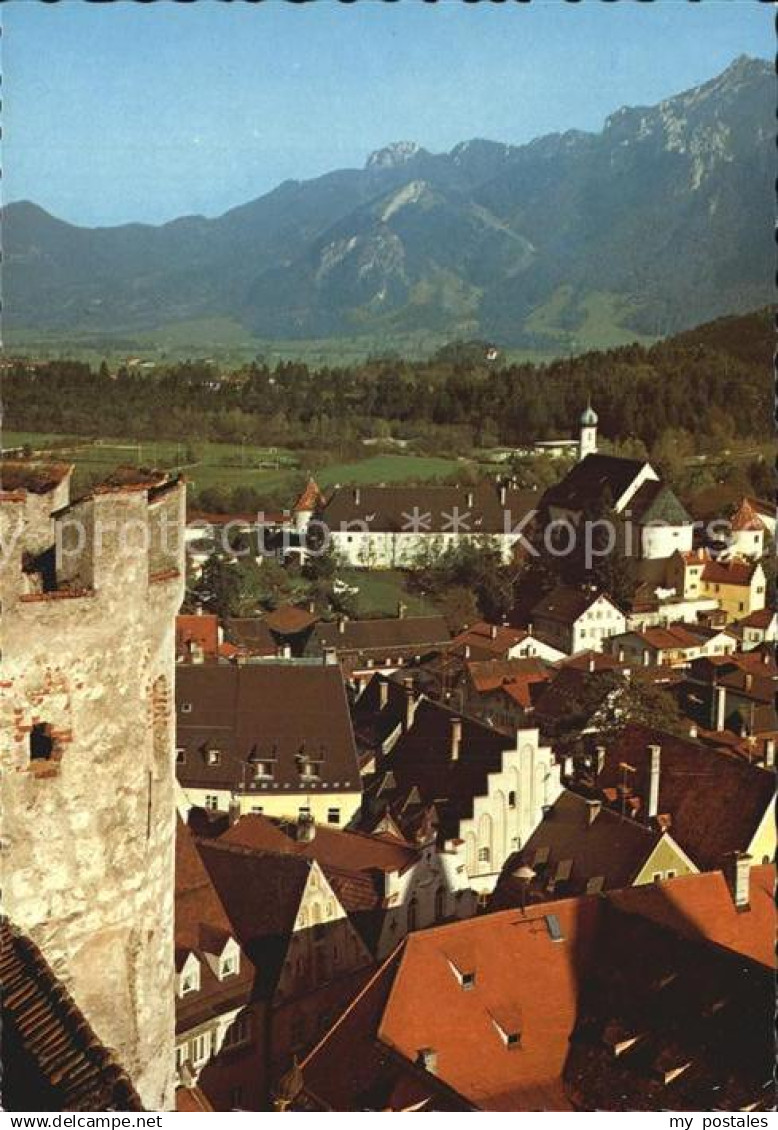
<box><xmin>490</xmin><ymin>1007</ymin><xmax>522</xmax><ymax>1049</ymax></box>
<box><xmin>176</xmin><ymin>748</ymin><xmax>187</xmax><ymax>764</ymax></box>
<box><xmin>219</xmin><ymin>949</ymin><xmax>240</xmax><ymax>980</ymax></box>
<box><xmin>178</xmin><ymin>953</ymin><xmax>201</xmax><ymax>997</ymax></box>
<box><xmin>204</xmin><ymin>936</ymin><xmax>241</xmax><ymax>982</ymax></box>
<box><xmin>181</xmin><ymin>703</ymin><xmax>193</xmax><ymax>714</ymax></box>
<box><xmin>206</xmin><ymin>748</ymin><xmax>221</xmax><ymax>766</ymax></box>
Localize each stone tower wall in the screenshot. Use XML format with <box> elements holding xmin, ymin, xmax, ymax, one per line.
<box><xmin>0</xmin><ymin>477</ymin><xmax>185</xmax><ymax>1111</ymax></box>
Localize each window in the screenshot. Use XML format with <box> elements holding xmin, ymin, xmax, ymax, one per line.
<box><xmin>299</xmin><ymin>805</ymin><xmax>311</xmax><ymax>819</ymax></box>
<box><xmin>739</xmin><ymin>602</ymin><xmax>745</xmax><ymax>613</ymax></box>
<box><xmin>180</xmin><ymin>960</ymin><xmax>200</xmax><ymax>994</ymax></box>
<box><xmin>181</xmin><ymin>703</ymin><xmax>193</xmax><ymax>714</ymax></box>
<box><xmin>220</xmin><ymin>953</ymin><xmax>239</xmax><ymax>979</ymax></box>
<box><xmin>251</xmin><ymin>805</ymin><xmax>263</xmax><ymax>815</ymax></box>
<box><xmin>327</xmin><ymin>807</ymin><xmax>340</xmax><ymax>825</ymax></box>
<box><xmin>666</xmin><ymin>870</ymin><xmax>677</xmax><ymax>880</ymax></box>
<box><xmin>223</xmin><ymin>1013</ymin><xmax>251</xmax><ymax>1050</ymax></box>
<box><xmin>508</xmin><ymin>791</ymin><xmax>516</xmax><ymax>809</ymax></box>
<box><xmin>478</xmin><ymin>847</ymin><xmax>490</xmax><ymax>863</ymax></box>
<box><xmin>206</xmin><ymin>748</ymin><xmax>221</xmax><ymax>766</ymax></box>
<box><xmin>176</xmin><ymin>748</ymin><xmax>186</xmax><ymax>764</ymax></box>
<box><xmin>653</xmin><ymin>872</ymin><xmax>663</xmax><ymax>883</ymax></box>
<box><xmin>192</xmin><ymin>1032</ymin><xmax>211</xmax><ymax>1067</ymax></box>
<box><xmin>175</xmin><ymin>1044</ymin><xmax>188</xmax><ymax>1070</ymax></box>
<box><xmin>30</xmin><ymin>722</ymin><xmax>57</xmax><ymax>763</ymax></box>
<box><xmin>205</xmin><ymin>794</ymin><xmax>219</xmax><ymax>811</ymax></box>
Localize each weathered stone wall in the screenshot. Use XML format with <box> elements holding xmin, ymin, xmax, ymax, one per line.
<box><xmin>0</xmin><ymin>480</ymin><xmax>185</xmax><ymax>1111</ymax></box>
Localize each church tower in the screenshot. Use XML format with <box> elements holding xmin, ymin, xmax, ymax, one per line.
<box><xmin>579</xmin><ymin>401</ymin><xmax>598</xmax><ymax>461</ymax></box>
<box><xmin>0</xmin><ymin>465</ymin><xmax>185</xmax><ymax>1110</ymax></box>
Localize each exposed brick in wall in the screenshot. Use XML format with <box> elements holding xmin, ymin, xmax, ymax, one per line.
<box><xmin>0</xmin><ymin>476</ymin><xmax>186</xmax><ymax>1111</ymax></box>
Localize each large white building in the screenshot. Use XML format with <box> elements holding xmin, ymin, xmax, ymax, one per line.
<box><xmin>321</xmin><ymin>481</ymin><xmax>539</xmax><ymax>568</ymax></box>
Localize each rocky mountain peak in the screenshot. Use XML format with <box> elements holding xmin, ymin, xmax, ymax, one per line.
<box><xmin>366</xmin><ymin>141</ymin><xmax>425</xmax><ymax>170</ymax></box>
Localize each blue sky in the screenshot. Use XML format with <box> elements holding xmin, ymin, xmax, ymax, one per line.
<box><xmin>2</xmin><ymin>1</ymin><xmax>772</xmax><ymax>227</ymax></box>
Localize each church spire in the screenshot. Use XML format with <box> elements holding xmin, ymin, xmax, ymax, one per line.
<box><xmin>579</xmin><ymin>399</ymin><xmax>598</xmax><ymax>461</ymax></box>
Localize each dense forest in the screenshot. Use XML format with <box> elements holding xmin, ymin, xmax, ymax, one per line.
<box><xmin>3</xmin><ymin>310</ymin><xmax>770</xmax><ymax>454</ymax></box>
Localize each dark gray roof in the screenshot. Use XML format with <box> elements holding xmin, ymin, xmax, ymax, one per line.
<box><xmin>323</xmin><ymin>483</ymin><xmax>538</xmax><ymax>535</ymax></box>
<box><xmin>489</xmin><ymin>790</ymin><xmax>664</xmax><ymax>909</ymax></box>
<box><xmin>176</xmin><ymin>662</ymin><xmax>361</xmax><ymax>796</ymax></box>
<box><xmin>544</xmin><ymin>454</ymin><xmax>647</xmax><ymax>513</ymax></box>
<box><xmin>309</xmin><ymin>616</ymin><xmax>451</xmax><ymax>656</ymax></box>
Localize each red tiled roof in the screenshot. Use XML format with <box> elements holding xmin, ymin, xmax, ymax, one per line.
<box><xmin>451</xmin><ymin>621</ymin><xmax>531</xmax><ymax>656</ymax></box>
<box><xmin>175</xmin><ymin>822</ymin><xmax>254</xmax><ymax>1033</ymax></box>
<box><xmin>176</xmin><ymin>613</ymin><xmax>220</xmax><ymax>660</ymax></box>
<box><xmin>0</xmin><ymin>921</ymin><xmax>143</xmax><ymax>1111</ymax></box>
<box><xmin>609</xmin><ymin>865</ymin><xmax>776</xmax><ymax>969</ymax></box>
<box><xmin>221</xmin><ymin>814</ymin><xmax>417</xmax><ymax>878</ymax></box>
<box><xmin>301</xmin><ymin>880</ymin><xmax>775</xmax><ymax>1112</ymax></box>
<box><xmin>737</xmin><ymin>607</ymin><xmax>776</xmax><ymax>630</ymax></box>
<box><xmin>702</xmin><ymin>559</ymin><xmax>759</xmax><ymax>586</ymax></box>
<box><xmin>263</xmin><ymin>603</ymin><xmax>319</xmax><ymax>636</ymax></box>
<box><xmin>466</xmin><ymin>657</ymin><xmax>550</xmax><ymax>693</ymax></box>
<box><xmin>640</xmin><ymin>624</ymin><xmax>705</xmax><ymax>651</ymax></box>
<box><xmin>730</xmin><ymin>498</ymin><xmax>768</xmax><ymax>533</ymax></box>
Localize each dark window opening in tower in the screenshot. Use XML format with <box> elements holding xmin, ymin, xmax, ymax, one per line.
<box><xmin>30</xmin><ymin>723</ymin><xmax>55</xmax><ymax>761</ymax></box>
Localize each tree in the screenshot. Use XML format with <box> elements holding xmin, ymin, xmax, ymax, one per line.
<box><xmin>439</xmin><ymin>585</ymin><xmax>480</xmax><ymax>633</ymax></box>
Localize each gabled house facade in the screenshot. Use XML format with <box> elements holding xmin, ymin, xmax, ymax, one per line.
<box><xmin>530</xmin><ymin>587</ymin><xmax>627</xmax><ymax>655</ymax></box>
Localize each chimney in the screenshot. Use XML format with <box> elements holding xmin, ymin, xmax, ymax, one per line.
<box><xmin>466</xmin><ymin>490</ymin><xmax>474</xmax><ymax>508</ymax></box>
<box><xmin>490</xmin><ymin>624</ymin><xmax>498</xmax><ymax>640</ymax></box>
<box><xmin>404</xmin><ymin>685</ymin><xmax>417</xmax><ymax>732</ymax></box>
<box><xmin>586</xmin><ymin>799</ymin><xmax>602</xmax><ymax>826</ymax></box>
<box><xmin>763</xmin><ymin>651</ymin><xmax>771</xmax><ymax>666</ymax></box>
<box><xmin>764</xmin><ymin>737</ymin><xmax>775</xmax><ymax>769</ymax></box>
<box><xmin>688</xmin><ymin>723</ymin><xmax>698</xmax><ymax>739</ymax></box>
<box><xmin>338</xmin><ymin>616</ymin><xmax>346</xmax><ymax>634</ymax></box>
<box><xmin>642</xmin><ymin>649</ymin><xmax>651</xmax><ymax>667</ymax></box>
<box><xmin>725</xmin><ymin>852</ymin><xmax>752</xmax><ymax>911</ymax></box>
<box><xmin>617</xmin><ymin>646</ymin><xmax>625</xmax><ymax>663</ymax></box>
<box><xmin>296</xmin><ymin>814</ymin><xmax>316</xmax><ymax>843</ymax></box>
<box><xmin>526</xmin><ymin>622</ymin><xmax>533</xmax><ymax>637</ymax></box>
<box><xmin>595</xmin><ymin>746</ymin><xmax>606</xmax><ymax>777</ymax></box>
<box><xmin>308</xmin><ymin>599</ymin><xmax>316</xmax><ymax>614</ymax></box>
<box><xmin>397</xmin><ymin>601</ymin><xmax>406</xmax><ymax>619</ymax></box>
<box><xmin>277</xmin><ymin>643</ymin><xmax>292</xmax><ymax>660</ymax></box>
<box><xmin>323</xmin><ymin>646</ymin><xmax>338</xmax><ymax>666</ymax></box>
<box><xmin>499</xmin><ymin>482</ymin><xmax>507</xmax><ymax>506</ymax></box>
<box><xmin>416</xmin><ymin>1048</ymin><xmax>438</xmax><ymax>1075</ymax></box>
<box><xmin>715</xmin><ymin>685</ymin><xmax>727</xmax><ymax>732</ymax></box>
<box><xmin>588</xmin><ymin>656</ymin><xmax>596</xmax><ymax>673</ymax></box>
<box><xmin>647</xmin><ymin>744</ymin><xmax>661</xmax><ymax>820</ymax></box>
<box><xmin>745</xmin><ymin>672</ymin><xmax>753</xmax><ymax>692</ymax></box>
<box><xmin>228</xmin><ymin>796</ymin><xmax>241</xmax><ymax>827</ymax></box>
<box><xmin>464</xmin><ymin>644</ymin><xmax>471</xmax><ymax>660</ymax></box>
<box><xmin>195</xmin><ymin>605</ymin><xmax>204</xmax><ymax>617</ymax></box>
<box><xmin>379</xmin><ymin>680</ymin><xmax>390</xmax><ymax>710</ymax></box>
<box><xmin>450</xmin><ymin>717</ymin><xmax>463</xmax><ymax>761</ymax></box>
<box><xmin>353</xmin><ymin>487</ymin><xmax>361</xmax><ymax>506</ymax></box>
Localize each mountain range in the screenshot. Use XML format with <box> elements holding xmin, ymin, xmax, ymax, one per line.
<box><xmin>3</xmin><ymin>55</ymin><xmax>772</xmax><ymax>352</ymax></box>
